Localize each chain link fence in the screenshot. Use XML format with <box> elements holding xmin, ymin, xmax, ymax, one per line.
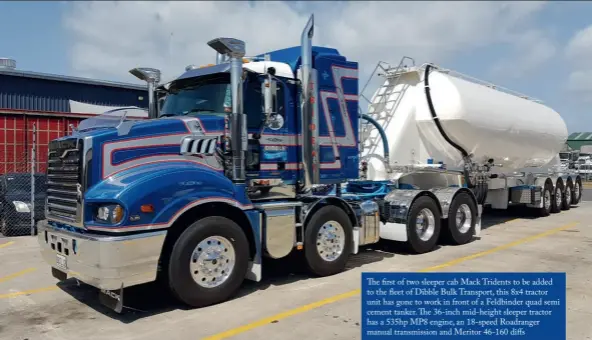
<box><xmin>1</xmin><ymin>124</ymin><xmax>42</xmax><ymax>238</ymax></box>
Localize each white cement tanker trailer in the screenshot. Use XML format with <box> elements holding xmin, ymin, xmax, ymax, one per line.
<box><xmin>356</xmin><ymin>58</ymin><xmax>582</xmax><ymax>253</ymax></box>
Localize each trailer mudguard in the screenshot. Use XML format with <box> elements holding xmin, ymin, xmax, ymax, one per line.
<box><xmin>383</xmin><ymin>186</ymin><xmax>478</xmax><ymax>223</ymax></box>
<box><xmin>381</xmin><ymin>186</ymin><xmax>481</xmax><ymax>243</ymax></box>
<box><xmin>428</xmin><ymin>187</ymin><xmax>477</xmax><ymax>219</ymax></box>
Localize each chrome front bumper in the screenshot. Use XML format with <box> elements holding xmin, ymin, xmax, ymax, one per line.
<box><xmin>37</xmin><ymin>221</ymin><xmax>167</xmax><ymax>291</ymax></box>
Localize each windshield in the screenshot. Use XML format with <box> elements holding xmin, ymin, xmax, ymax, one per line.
<box><xmin>160</xmin><ymin>80</ymin><xmax>232</xmax><ymax>117</ymax></box>
<box><xmin>159</xmin><ymin>74</ymin><xmax>284</xmax><ymax>131</ymax></box>
<box><xmin>77</xmin><ymin>107</ymin><xmax>148</xmax><ymax>132</ymax></box>
<box><xmin>559</xmin><ymin>153</ymin><xmax>569</xmax><ymax>160</ymax></box>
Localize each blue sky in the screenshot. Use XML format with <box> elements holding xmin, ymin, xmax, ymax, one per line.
<box><xmin>1</xmin><ymin>1</ymin><xmax>591</xmax><ymax>133</ymax></box>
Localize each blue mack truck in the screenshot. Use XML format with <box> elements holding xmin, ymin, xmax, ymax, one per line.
<box><xmin>38</xmin><ymin>15</ymin><xmax>487</xmax><ymax>312</ymax></box>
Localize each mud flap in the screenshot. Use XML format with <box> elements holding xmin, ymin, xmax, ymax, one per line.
<box><xmin>474</xmin><ymin>204</ymin><xmax>483</xmax><ymax>239</ymax></box>
<box><xmin>51</xmin><ymin>267</ymin><xmax>67</xmax><ymax>281</ymax></box>
<box><xmin>99</xmin><ymin>285</ymin><xmax>124</xmax><ymax>313</ymax></box>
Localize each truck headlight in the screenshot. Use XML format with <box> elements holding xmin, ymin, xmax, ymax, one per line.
<box><xmin>12</xmin><ymin>201</ymin><xmax>31</xmax><ymax>213</ymax></box>
<box><xmin>96</xmin><ymin>204</ymin><xmax>124</xmax><ymax>224</ymax></box>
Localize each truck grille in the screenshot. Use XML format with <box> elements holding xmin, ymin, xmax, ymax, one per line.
<box><xmin>46</xmin><ymin>138</ymin><xmax>83</xmax><ymax>224</ymax></box>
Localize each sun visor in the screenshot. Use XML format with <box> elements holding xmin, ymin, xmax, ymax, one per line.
<box><xmin>176</xmin><ymin>63</ymin><xmax>232</xmax><ymax>82</ymax></box>
<box><xmin>157</xmin><ymin>64</ymin><xmax>231</xmax><ymax>91</ymax></box>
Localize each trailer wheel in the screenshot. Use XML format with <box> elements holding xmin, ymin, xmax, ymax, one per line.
<box><xmin>304</xmin><ymin>205</ymin><xmax>353</xmax><ymax>277</ymax></box>
<box><xmin>537</xmin><ymin>184</ymin><xmax>552</xmax><ymax>217</ymax></box>
<box><xmin>442</xmin><ymin>193</ymin><xmax>477</xmax><ymax>245</ymax></box>
<box><xmin>406</xmin><ymin>196</ymin><xmax>441</xmax><ymax>254</ymax></box>
<box><xmin>551</xmin><ymin>184</ymin><xmax>562</xmax><ymax>214</ymax></box>
<box><xmin>562</xmin><ymin>181</ymin><xmax>573</xmax><ymax>211</ymax></box>
<box><xmin>572</xmin><ymin>179</ymin><xmax>582</xmax><ymax>205</ymax></box>
<box><xmin>167</xmin><ymin>216</ymin><xmax>249</xmax><ymax>308</ymax></box>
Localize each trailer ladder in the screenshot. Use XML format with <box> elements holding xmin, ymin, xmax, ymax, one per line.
<box><xmin>359</xmin><ymin>56</ymin><xmax>415</xmax><ymax>158</ymax></box>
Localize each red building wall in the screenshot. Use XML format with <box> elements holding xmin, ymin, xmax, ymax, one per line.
<box><xmin>0</xmin><ymin>113</ymin><xmax>85</xmax><ymax>174</ymax></box>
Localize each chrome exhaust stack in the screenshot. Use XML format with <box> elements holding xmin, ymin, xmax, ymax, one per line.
<box><xmin>129</xmin><ymin>67</ymin><xmax>161</xmax><ymax>119</ymax></box>
<box><xmin>208</xmin><ymin>38</ymin><xmax>247</xmax><ymax>182</ymax></box>
<box><xmin>216</xmin><ymin>52</ymin><xmax>228</xmax><ymax>65</ymax></box>
<box><xmin>298</xmin><ymin>14</ymin><xmax>320</xmax><ymax>191</ymax></box>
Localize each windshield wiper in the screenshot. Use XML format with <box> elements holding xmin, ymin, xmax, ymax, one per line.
<box><xmin>159</xmin><ymin>109</ymin><xmax>217</xmax><ymax>118</ymax></box>
<box><xmin>185</xmin><ymin>108</ymin><xmax>216</xmax><ymax>114</ymax></box>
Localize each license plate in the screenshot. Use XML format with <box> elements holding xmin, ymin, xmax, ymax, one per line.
<box><xmin>56</xmin><ymin>254</ymin><xmax>67</xmax><ymax>270</ymax></box>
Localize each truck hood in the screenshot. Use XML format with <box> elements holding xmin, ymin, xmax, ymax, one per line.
<box><xmin>50</xmin><ymin>115</ymin><xmax>227</xmax><ymax>188</ymax></box>
<box><xmin>68</xmin><ymin>114</ymin><xmax>226</xmax><ymax>140</ymax></box>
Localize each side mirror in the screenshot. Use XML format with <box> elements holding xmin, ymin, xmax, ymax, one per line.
<box><xmin>158</xmin><ymin>96</ymin><xmax>166</xmax><ymax>111</ymax></box>
<box><xmin>254</xmin><ymin>69</ymin><xmax>281</xmax><ymax>138</ymax></box>
<box><xmin>262</xmin><ymin>73</ymin><xmax>278</xmax><ymax>117</ymax></box>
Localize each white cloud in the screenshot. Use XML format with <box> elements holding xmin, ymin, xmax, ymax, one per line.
<box><xmin>63</xmin><ymin>1</ymin><xmax>309</xmax><ymax>83</ymax></box>
<box><xmin>489</xmin><ymin>29</ymin><xmax>557</xmax><ymax>79</ymax></box>
<box><xmin>63</xmin><ymin>0</ymin><xmax>549</xmax><ymax>87</ymax></box>
<box><xmin>566</xmin><ymin>25</ymin><xmax>592</xmax><ymax>102</ymax></box>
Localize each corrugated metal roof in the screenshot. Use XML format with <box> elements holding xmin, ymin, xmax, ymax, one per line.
<box><xmin>567</xmin><ymin>140</ymin><xmax>592</xmax><ymax>151</ymax></box>
<box><xmin>0</xmin><ymin>68</ymin><xmax>146</xmax><ymax>91</ymax></box>
<box><xmin>568</xmin><ymin>132</ymin><xmax>592</xmax><ymax>140</ymax></box>
<box><xmin>0</xmin><ymin>72</ymin><xmax>148</xmax><ymax>114</ymax></box>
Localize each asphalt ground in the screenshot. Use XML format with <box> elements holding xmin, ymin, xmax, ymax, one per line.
<box><xmin>0</xmin><ymin>194</ymin><xmax>591</xmax><ymax>340</ymax></box>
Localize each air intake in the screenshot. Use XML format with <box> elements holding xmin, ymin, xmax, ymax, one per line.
<box><xmin>0</xmin><ymin>58</ymin><xmax>16</xmax><ymax>70</ymax></box>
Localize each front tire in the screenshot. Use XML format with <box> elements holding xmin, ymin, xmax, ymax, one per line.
<box><xmin>167</xmin><ymin>216</ymin><xmax>249</xmax><ymax>308</ymax></box>
<box><xmin>304</xmin><ymin>205</ymin><xmax>353</xmax><ymax>277</ymax></box>
<box><xmin>442</xmin><ymin>193</ymin><xmax>477</xmax><ymax>245</ymax></box>
<box><xmin>406</xmin><ymin>196</ymin><xmax>441</xmax><ymax>254</ymax></box>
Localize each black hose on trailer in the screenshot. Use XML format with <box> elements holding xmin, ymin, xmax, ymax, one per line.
<box><xmin>423</xmin><ymin>64</ymin><xmax>469</xmax><ymax>161</ymax></box>
<box><xmin>423</xmin><ymin>64</ymin><xmax>485</xmax><ymax>202</ymax></box>
<box><xmin>360</xmin><ymin>113</ymin><xmax>390</xmax><ymax>162</ymax></box>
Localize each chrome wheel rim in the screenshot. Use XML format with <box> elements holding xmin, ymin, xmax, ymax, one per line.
<box><xmin>455</xmin><ymin>204</ymin><xmax>472</xmax><ymax>234</ymax></box>
<box><xmin>574</xmin><ymin>182</ymin><xmax>581</xmax><ymax>201</ymax></box>
<box><xmin>316</xmin><ymin>221</ymin><xmax>345</xmax><ymax>262</ymax></box>
<box><xmin>190</xmin><ymin>236</ymin><xmax>236</xmax><ymax>288</ymax></box>
<box><xmin>544</xmin><ymin>189</ymin><xmax>551</xmax><ymax>210</ymax></box>
<box><xmin>565</xmin><ymin>186</ymin><xmax>572</xmax><ymax>205</ymax></box>
<box><xmin>415</xmin><ymin>208</ymin><xmax>436</xmax><ymax>241</ymax></box>
<box><xmin>555</xmin><ymin>187</ymin><xmax>562</xmax><ymax>207</ymax></box>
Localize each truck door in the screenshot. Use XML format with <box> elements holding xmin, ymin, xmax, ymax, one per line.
<box><xmin>244</xmin><ymin>75</ymin><xmax>296</xmax><ymax>185</ymax></box>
